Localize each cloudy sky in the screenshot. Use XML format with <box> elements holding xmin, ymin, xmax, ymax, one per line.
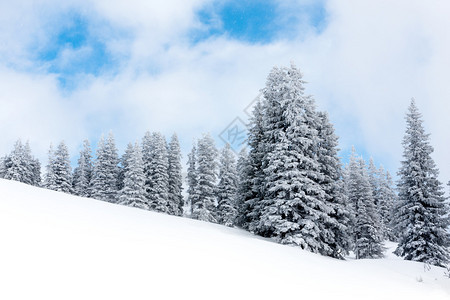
<box><xmin>1</xmin><ymin>0</ymin><xmax>449</xmax><ymax>185</ymax></box>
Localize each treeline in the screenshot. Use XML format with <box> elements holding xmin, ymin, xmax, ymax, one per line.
<box><xmin>0</xmin><ymin>64</ymin><xmax>448</xmax><ymax>267</ymax></box>
<box><xmin>1</xmin><ymin>132</ymin><xmax>185</xmax><ymax>217</ymax></box>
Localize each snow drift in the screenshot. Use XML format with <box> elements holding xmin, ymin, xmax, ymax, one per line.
<box><xmin>0</xmin><ymin>179</ymin><xmax>449</xmax><ymax>299</ymax></box>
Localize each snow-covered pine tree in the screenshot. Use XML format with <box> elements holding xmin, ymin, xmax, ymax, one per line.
<box><xmin>186</xmin><ymin>142</ymin><xmax>198</xmax><ymax>218</ymax></box>
<box><xmin>49</xmin><ymin>141</ymin><xmax>73</xmax><ymax>194</ymax></box>
<box><xmin>235</xmin><ymin>148</ymin><xmax>253</xmax><ymax>227</ymax></box>
<box><xmin>394</xmin><ymin>99</ymin><xmax>449</xmax><ymax>267</ymax></box>
<box><xmin>73</xmin><ymin>140</ymin><xmax>93</xmax><ymax>197</ymax></box>
<box><xmin>376</xmin><ymin>166</ymin><xmax>396</xmax><ymax>241</ymax></box>
<box><xmin>167</xmin><ymin>134</ymin><xmax>183</xmax><ymax>216</ymax></box>
<box><xmin>3</xmin><ymin>140</ymin><xmax>36</xmax><ymax>184</ymax></box>
<box><xmin>216</xmin><ymin>143</ymin><xmax>238</xmax><ymax>227</ymax></box>
<box><xmin>241</xmin><ymin>99</ymin><xmax>266</xmax><ymax>232</ymax></box>
<box><xmin>347</xmin><ymin>149</ymin><xmax>384</xmax><ymax>259</ymax></box>
<box><xmin>316</xmin><ymin>111</ymin><xmax>351</xmax><ymax>258</ymax></box>
<box><xmin>117</xmin><ymin>143</ymin><xmax>134</xmax><ymax>192</ymax></box>
<box><xmin>91</xmin><ymin>133</ymin><xmax>120</xmax><ymax>203</ymax></box>
<box><xmin>146</xmin><ymin>132</ymin><xmax>170</xmax><ymax>213</ymax></box>
<box><xmin>256</xmin><ymin>64</ymin><xmax>335</xmax><ymax>255</ymax></box>
<box><xmin>142</xmin><ymin>131</ymin><xmax>153</xmax><ymax>208</ymax></box>
<box><xmin>118</xmin><ymin>142</ymin><xmax>147</xmax><ymax>209</ymax></box>
<box><xmin>192</xmin><ymin>133</ymin><xmax>218</xmax><ymax>223</ymax></box>
<box><xmin>44</xmin><ymin>144</ymin><xmax>56</xmax><ymax>190</ymax></box>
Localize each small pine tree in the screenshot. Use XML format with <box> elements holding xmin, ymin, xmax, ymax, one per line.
<box><xmin>91</xmin><ymin>133</ymin><xmax>120</xmax><ymax>203</ymax></box>
<box><xmin>146</xmin><ymin>132</ymin><xmax>170</xmax><ymax>213</ymax></box>
<box><xmin>186</xmin><ymin>142</ymin><xmax>199</xmax><ymax>218</ymax></box>
<box><xmin>192</xmin><ymin>133</ymin><xmax>218</xmax><ymax>223</ymax></box>
<box><xmin>167</xmin><ymin>134</ymin><xmax>183</xmax><ymax>216</ymax></box>
<box><xmin>118</xmin><ymin>142</ymin><xmax>147</xmax><ymax>209</ymax></box>
<box><xmin>216</xmin><ymin>143</ymin><xmax>238</xmax><ymax>227</ymax></box>
<box><xmin>394</xmin><ymin>99</ymin><xmax>449</xmax><ymax>267</ymax></box>
<box><xmin>347</xmin><ymin>150</ymin><xmax>384</xmax><ymax>259</ymax></box>
<box><xmin>73</xmin><ymin>140</ymin><xmax>93</xmax><ymax>197</ymax></box>
<box><xmin>44</xmin><ymin>144</ymin><xmax>56</xmax><ymax>190</ymax></box>
<box><xmin>48</xmin><ymin>141</ymin><xmax>73</xmax><ymax>194</ymax></box>
<box><xmin>235</xmin><ymin>148</ymin><xmax>252</xmax><ymax>227</ymax></box>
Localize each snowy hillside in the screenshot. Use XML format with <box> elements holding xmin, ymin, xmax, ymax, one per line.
<box><xmin>0</xmin><ymin>179</ymin><xmax>449</xmax><ymax>300</ymax></box>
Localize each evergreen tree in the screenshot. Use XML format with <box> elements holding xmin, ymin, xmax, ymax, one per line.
<box><xmin>146</xmin><ymin>132</ymin><xmax>170</xmax><ymax>213</ymax></box>
<box><xmin>73</xmin><ymin>140</ymin><xmax>93</xmax><ymax>197</ymax></box>
<box><xmin>168</xmin><ymin>134</ymin><xmax>183</xmax><ymax>216</ymax></box>
<box><xmin>142</xmin><ymin>131</ymin><xmax>153</xmax><ymax>207</ymax></box>
<box><xmin>376</xmin><ymin>167</ymin><xmax>397</xmax><ymax>241</ymax></box>
<box><xmin>117</xmin><ymin>143</ymin><xmax>134</xmax><ymax>192</ymax></box>
<box><xmin>394</xmin><ymin>99</ymin><xmax>449</xmax><ymax>267</ymax></box>
<box><xmin>91</xmin><ymin>133</ymin><xmax>120</xmax><ymax>203</ymax></box>
<box><xmin>347</xmin><ymin>149</ymin><xmax>384</xmax><ymax>259</ymax></box>
<box><xmin>256</xmin><ymin>64</ymin><xmax>333</xmax><ymax>254</ymax></box>
<box><xmin>48</xmin><ymin>141</ymin><xmax>73</xmax><ymax>194</ymax></box>
<box><xmin>186</xmin><ymin>142</ymin><xmax>198</xmax><ymax>218</ymax></box>
<box><xmin>235</xmin><ymin>148</ymin><xmax>252</xmax><ymax>227</ymax></box>
<box><xmin>192</xmin><ymin>133</ymin><xmax>218</xmax><ymax>222</ymax></box>
<box><xmin>241</xmin><ymin>99</ymin><xmax>266</xmax><ymax>232</ymax></box>
<box><xmin>44</xmin><ymin>144</ymin><xmax>56</xmax><ymax>190</ymax></box>
<box><xmin>316</xmin><ymin>111</ymin><xmax>351</xmax><ymax>258</ymax></box>
<box><xmin>216</xmin><ymin>143</ymin><xmax>238</xmax><ymax>227</ymax></box>
<box><xmin>2</xmin><ymin>140</ymin><xmax>39</xmax><ymax>185</ymax></box>
<box><xmin>118</xmin><ymin>142</ymin><xmax>147</xmax><ymax>209</ymax></box>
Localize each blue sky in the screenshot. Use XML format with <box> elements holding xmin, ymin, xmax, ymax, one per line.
<box><xmin>0</xmin><ymin>0</ymin><xmax>449</xmax><ymax>185</ymax></box>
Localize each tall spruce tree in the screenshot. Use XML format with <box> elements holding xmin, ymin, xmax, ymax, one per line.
<box><xmin>91</xmin><ymin>133</ymin><xmax>120</xmax><ymax>203</ymax></box>
<box><xmin>118</xmin><ymin>142</ymin><xmax>147</xmax><ymax>209</ymax></box>
<box><xmin>256</xmin><ymin>64</ymin><xmax>334</xmax><ymax>254</ymax></box>
<box><xmin>192</xmin><ymin>133</ymin><xmax>218</xmax><ymax>223</ymax></box>
<box><xmin>167</xmin><ymin>134</ymin><xmax>183</xmax><ymax>216</ymax></box>
<box><xmin>347</xmin><ymin>148</ymin><xmax>384</xmax><ymax>259</ymax></box>
<box><xmin>394</xmin><ymin>99</ymin><xmax>449</xmax><ymax>267</ymax></box>
<box><xmin>216</xmin><ymin>143</ymin><xmax>238</xmax><ymax>227</ymax></box>
<box><xmin>73</xmin><ymin>140</ymin><xmax>93</xmax><ymax>197</ymax></box>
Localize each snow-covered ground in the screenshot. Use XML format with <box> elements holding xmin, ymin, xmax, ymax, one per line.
<box><xmin>0</xmin><ymin>179</ymin><xmax>449</xmax><ymax>300</ymax></box>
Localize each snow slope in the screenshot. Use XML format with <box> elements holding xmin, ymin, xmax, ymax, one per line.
<box><xmin>0</xmin><ymin>179</ymin><xmax>449</xmax><ymax>300</ymax></box>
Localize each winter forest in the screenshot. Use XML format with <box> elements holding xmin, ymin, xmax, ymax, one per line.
<box><xmin>1</xmin><ymin>64</ymin><xmax>449</xmax><ymax>267</ymax></box>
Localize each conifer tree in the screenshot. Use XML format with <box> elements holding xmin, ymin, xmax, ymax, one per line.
<box><xmin>168</xmin><ymin>134</ymin><xmax>183</xmax><ymax>216</ymax></box>
<box><xmin>186</xmin><ymin>142</ymin><xmax>198</xmax><ymax>218</ymax></box>
<box><xmin>256</xmin><ymin>64</ymin><xmax>333</xmax><ymax>254</ymax></box>
<box><xmin>235</xmin><ymin>148</ymin><xmax>252</xmax><ymax>227</ymax></box>
<box><xmin>73</xmin><ymin>140</ymin><xmax>93</xmax><ymax>197</ymax></box>
<box><xmin>118</xmin><ymin>143</ymin><xmax>134</xmax><ymax>192</ymax></box>
<box><xmin>119</xmin><ymin>142</ymin><xmax>147</xmax><ymax>209</ymax></box>
<box><xmin>2</xmin><ymin>140</ymin><xmax>39</xmax><ymax>185</ymax></box>
<box><xmin>216</xmin><ymin>143</ymin><xmax>238</xmax><ymax>227</ymax></box>
<box><xmin>394</xmin><ymin>99</ymin><xmax>449</xmax><ymax>266</ymax></box>
<box><xmin>347</xmin><ymin>149</ymin><xmax>384</xmax><ymax>259</ymax></box>
<box><xmin>91</xmin><ymin>133</ymin><xmax>120</xmax><ymax>203</ymax></box>
<box><xmin>47</xmin><ymin>141</ymin><xmax>73</xmax><ymax>194</ymax></box>
<box><xmin>241</xmin><ymin>99</ymin><xmax>266</xmax><ymax>232</ymax></box>
<box><xmin>192</xmin><ymin>133</ymin><xmax>218</xmax><ymax>223</ymax></box>
<box><xmin>146</xmin><ymin>132</ymin><xmax>170</xmax><ymax>213</ymax></box>
<box><xmin>376</xmin><ymin>166</ymin><xmax>396</xmax><ymax>241</ymax></box>
<box><xmin>316</xmin><ymin>111</ymin><xmax>351</xmax><ymax>258</ymax></box>
<box><xmin>44</xmin><ymin>144</ymin><xmax>56</xmax><ymax>190</ymax></box>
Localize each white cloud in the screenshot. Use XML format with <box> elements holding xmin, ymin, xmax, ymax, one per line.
<box><xmin>0</xmin><ymin>0</ymin><xmax>449</xmax><ymax>186</ymax></box>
